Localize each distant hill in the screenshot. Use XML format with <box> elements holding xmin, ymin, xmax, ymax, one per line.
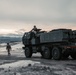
<box><xmin>0</xmin><ymin>34</ymin><xmax>22</xmax><ymax>43</ymax></box>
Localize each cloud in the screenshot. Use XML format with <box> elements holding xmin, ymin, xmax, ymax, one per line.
<box><xmin>15</xmin><ymin>29</ymin><xmax>26</xmax><ymax>34</ymax></box>
<box><xmin>0</xmin><ymin>0</ymin><xmax>76</xmax><ymax>24</ymax></box>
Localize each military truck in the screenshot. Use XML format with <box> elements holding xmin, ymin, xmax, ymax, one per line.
<box><xmin>22</xmin><ymin>28</ymin><xmax>76</xmax><ymax>60</ymax></box>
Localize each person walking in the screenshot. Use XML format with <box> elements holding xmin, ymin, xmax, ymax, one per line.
<box><xmin>6</xmin><ymin>43</ymin><xmax>11</xmax><ymax>56</ymax></box>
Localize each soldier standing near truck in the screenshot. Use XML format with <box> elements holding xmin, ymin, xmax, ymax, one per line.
<box><xmin>6</xmin><ymin>43</ymin><xmax>11</xmax><ymax>56</ymax></box>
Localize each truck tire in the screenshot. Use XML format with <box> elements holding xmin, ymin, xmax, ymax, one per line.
<box><xmin>71</xmin><ymin>53</ymin><xmax>76</xmax><ymax>59</ymax></box>
<box><xmin>24</xmin><ymin>47</ymin><xmax>32</xmax><ymax>58</ymax></box>
<box><xmin>52</xmin><ymin>47</ymin><xmax>62</xmax><ymax>60</ymax></box>
<box><xmin>43</xmin><ymin>47</ymin><xmax>52</xmax><ymax>59</ymax></box>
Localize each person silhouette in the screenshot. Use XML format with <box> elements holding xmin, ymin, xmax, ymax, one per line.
<box><xmin>6</xmin><ymin>43</ymin><xmax>11</xmax><ymax>56</ymax></box>
<box><xmin>32</xmin><ymin>25</ymin><xmax>38</xmax><ymax>31</ymax></box>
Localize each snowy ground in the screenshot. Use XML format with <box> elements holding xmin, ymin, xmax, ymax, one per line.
<box><xmin>0</xmin><ymin>42</ymin><xmax>76</xmax><ymax>75</ymax></box>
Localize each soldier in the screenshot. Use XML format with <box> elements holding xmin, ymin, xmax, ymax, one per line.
<box><xmin>32</xmin><ymin>25</ymin><xmax>38</xmax><ymax>31</ymax></box>
<box><xmin>31</xmin><ymin>25</ymin><xmax>38</xmax><ymax>34</ymax></box>
<box><xmin>6</xmin><ymin>43</ymin><xmax>11</xmax><ymax>56</ymax></box>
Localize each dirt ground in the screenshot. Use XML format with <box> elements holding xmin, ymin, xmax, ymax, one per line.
<box><xmin>0</xmin><ymin>43</ymin><xmax>76</xmax><ymax>75</ymax></box>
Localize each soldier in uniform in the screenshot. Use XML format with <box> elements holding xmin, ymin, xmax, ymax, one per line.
<box><xmin>32</xmin><ymin>25</ymin><xmax>38</xmax><ymax>32</ymax></box>
<box><xmin>31</xmin><ymin>25</ymin><xmax>37</xmax><ymax>34</ymax></box>
<box><xmin>6</xmin><ymin>43</ymin><xmax>11</xmax><ymax>56</ymax></box>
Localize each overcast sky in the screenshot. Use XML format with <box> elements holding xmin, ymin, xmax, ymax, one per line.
<box><xmin>0</xmin><ymin>0</ymin><xmax>76</xmax><ymax>34</ymax></box>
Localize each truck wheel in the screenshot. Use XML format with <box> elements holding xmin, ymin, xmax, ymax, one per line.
<box><xmin>71</xmin><ymin>53</ymin><xmax>76</xmax><ymax>59</ymax></box>
<box><xmin>43</xmin><ymin>47</ymin><xmax>52</xmax><ymax>59</ymax></box>
<box><xmin>24</xmin><ymin>47</ymin><xmax>32</xmax><ymax>58</ymax></box>
<box><xmin>52</xmin><ymin>47</ymin><xmax>62</xmax><ymax>60</ymax></box>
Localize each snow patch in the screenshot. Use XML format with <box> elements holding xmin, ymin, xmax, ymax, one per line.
<box><xmin>0</xmin><ymin>60</ymin><xmax>40</xmax><ymax>69</ymax></box>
